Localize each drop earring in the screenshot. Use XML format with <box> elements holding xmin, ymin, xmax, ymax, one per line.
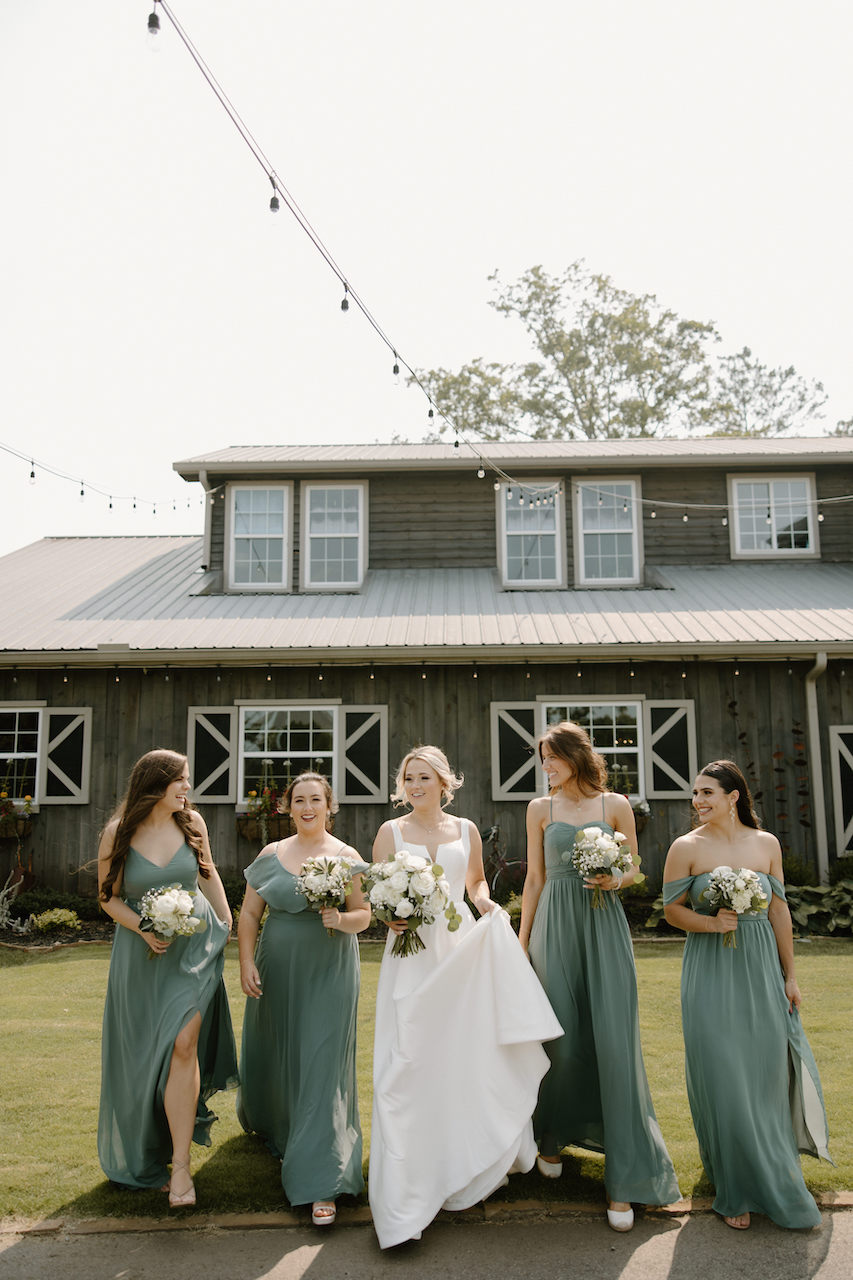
<box><xmin>729</xmin><ymin>799</ymin><xmax>737</xmax><ymax>826</ymax></box>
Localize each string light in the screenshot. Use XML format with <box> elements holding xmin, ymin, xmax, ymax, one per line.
<box><xmin>268</xmin><ymin>174</ymin><xmax>280</xmax><ymax>213</ymax></box>
<box><xmin>318</xmin><ymin>663</ymin><xmax>324</xmax><ymax>681</ymax></box>
<box><xmin>340</xmin><ymin>283</ymin><xmax>349</xmax><ymax>312</ymax></box>
<box><xmin>147</xmin><ymin>4</ymin><xmax>161</xmax><ymax>51</ymax></box>
<box><xmin>477</xmin><ymin>466</ymin><xmax>485</xmax><ymax>479</ymax></box>
<box><xmin>392</xmin><ymin>353</ymin><xmax>400</xmax><ymax>382</ymax></box>
<box><xmin>28</xmin><ymin>462</ymin><xmax>35</xmax><ymax>485</ymax></box>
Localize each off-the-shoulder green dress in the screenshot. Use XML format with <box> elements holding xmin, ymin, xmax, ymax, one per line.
<box><xmin>528</xmin><ymin>812</ymin><xmax>680</xmax><ymax>1206</ymax></box>
<box><xmin>98</xmin><ymin>844</ymin><xmax>238</xmax><ymax>1188</ymax></box>
<box><xmin>237</xmin><ymin>850</ymin><xmax>365</xmax><ymax>1206</ymax></box>
<box><xmin>663</xmin><ymin>871</ymin><xmax>830</xmax><ymax>1228</ymax></box>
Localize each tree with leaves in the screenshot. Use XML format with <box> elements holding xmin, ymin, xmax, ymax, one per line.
<box><xmin>418</xmin><ymin>263</ymin><xmax>829</xmax><ymax>441</ymax></box>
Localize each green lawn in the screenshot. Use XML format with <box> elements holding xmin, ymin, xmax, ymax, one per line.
<box><xmin>1</xmin><ymin>937</ymin><xmax>850</xmax><ymax>1221</ymax></box>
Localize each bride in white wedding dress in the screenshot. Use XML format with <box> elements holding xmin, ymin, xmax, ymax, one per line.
<box><xmin>368</xmin><ymin>746</ymin><xmax>563</xmax><ymax>1250</ymax></box>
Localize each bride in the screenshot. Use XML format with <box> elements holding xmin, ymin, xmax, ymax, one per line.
<box><xmin>368</xmin><ymin>746</ymin><xmax>562</xmax><ymax>1249</ymax></box>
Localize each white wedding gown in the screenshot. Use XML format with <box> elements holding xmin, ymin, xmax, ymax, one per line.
<box><xmin>368</xmin><ymin>818</ymin><xmax>563</xmax><ymax>1249</ymax></box>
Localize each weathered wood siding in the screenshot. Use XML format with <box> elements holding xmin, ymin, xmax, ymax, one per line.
<box><xmin>3</xmin><ymin>657</ymin><xmax>846</xmax><ymax>900</ymax></box>
<box><xmin>204</xmin><ymin>462</ymin><xmax>852</xmax><ymax>581</ymax></box>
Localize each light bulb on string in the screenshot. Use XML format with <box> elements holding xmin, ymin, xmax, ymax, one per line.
<box><xmin>268</xmin><ymin>173</ymin><xmax>280</xmax><ymax>213</ymax></box>
<box><xmin>477</xmin><ymin>466</ymin><xmax>485</xmax><ymax>479</ymax></box>
<box><xmin>147</xmin><ymin>5</ymin><xmax>161</xmax><ymax>51</ymax></box>
<box><xmin>79</xmin><ymin>483</ymin><xmax>85</xmax><ymax>502</ymax></box>
<box><xmin>427</xmin><ymin>402</ymin><xmax>434</xmax><ymax>421</ymax></box>
<box><xmin>682</xmin><ymin>511</ymin><xmax>689</xmax><ymax>522</ymax></box>
<box><xmin>392</xmin><ymin>353</ymin><xmax>400</xmax><ymax>383</ymax></box>
<box><xmin>650</xmin><ymin>509</ymin><xmax>656</xmax><ymax>519</ymax></box>
<box><xmin>108</xmin><ymin>496</ymin><xmax>113</xmax><ymax>510</ymax></box>
<box><xmin>722</xmin><ymin>516</ymin><xmax>728</xmax><ymax>527</ymax></box>
<box><xmin>28</xmin><ymin>462</ymin><xmax>35</xmax><ymax>485</ymax></box>
<box><xmin>818</xmin><ymin>512</ymin><xmax>825</xmax><ymax>523</ymax></box>
<box><xmin>340</xmin><ymin>283</ymin><xmax>349</xmax><ymax>312</ymax></box>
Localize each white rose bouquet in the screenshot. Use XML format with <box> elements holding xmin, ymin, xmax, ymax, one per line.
<box><xmin>363</xmin><ymin>849</ymin><xmax>462</xmax><ymax>957</ymax></box>
<box><xmin>701</xmin><ymin>865</ymin><xmax>768</xmax><ymax>948</ymax></box>
<box><xmin>566</xmin><ymin>826</ymin><xmax>632</xmax><ymax>909</ymax></box>
<box><xmin>139</xmin><ymin>883</ymin><xmax>206</xmax><ymax>959</ymax></box>
<box><xmin>296</xmin><ymin>854</ymin><xmax>357</xmax><ymax>935</ymax></box>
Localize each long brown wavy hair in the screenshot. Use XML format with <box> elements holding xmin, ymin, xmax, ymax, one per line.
<box><xmin>695</xmin><ymin>759</ymin><xmax>761</xmax><ymax>830</ymax></box>
<box><xmin>99</xmin><ymin>749</ymin><xmax>208</xmax><ymax>901</ymax></box>
<box><xmin>538</xmin><ymin>721</ymin><xmax>608</xmax><ymax>795</ymax></box>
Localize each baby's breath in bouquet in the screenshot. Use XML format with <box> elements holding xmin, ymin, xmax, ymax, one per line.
<box><xmin>296</xmin><ymin>854</ymin><xmax>358</xmax><ymax>935</ymax></box>
<box><xmin>701</xmin><ymin>866</ymin><xmax>767</xmax><ymax>948</ymax></box>
<box><xmin>566</xmin><ymin>826</ymin><xmax>632</xmax><ymax>909</ymax></box>
<box><xmin>139</xmin><ymin>883</ymin><xmax>206</xmax><ymax>958</ymax></box>
<box><xmin>364</xmin><ymin>849</ymin><xmax>462</xmax><ymax>957</ymax></box>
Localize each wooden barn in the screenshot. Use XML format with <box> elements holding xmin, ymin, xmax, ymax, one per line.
<box><xmin>1</xmin><ymin>438</ymin><xmax>852</xmax><ymax>898</ymax></box>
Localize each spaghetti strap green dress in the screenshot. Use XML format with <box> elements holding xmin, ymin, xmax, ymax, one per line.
<box><xmin>528</xmin><ymin>804</ymin><xmax>680</xmax><ymax>1206</ymax></box>
<box><xmin>98</xmin><ymin>844</ymin><xmax>238</xmax><ymax>1189</ymax></box>
<box><xmin>663</xmin><ymin>872</ymin><xmax>830</xmax><ymax>1227</ymax></box>
<box><xmin>237</xmin><ymin>851</ymin><xmax>365</xmax><ymax>1206</ymax></box>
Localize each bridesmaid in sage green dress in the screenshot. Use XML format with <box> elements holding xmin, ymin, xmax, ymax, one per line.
<box><xmin>237</xmin><ymin>772</ymin><xmax>370</xmax><ymax>1227</ymax></box>
<box><xmin>663</xmin><ymin>759</ymin><xmax>830</xmax><ymax>1231</ymax></box>
<box><xmin>519</xmin><ymin>721</ymin><xmax>680</xmax><ymax>1232</ymax></box>
<box><xmin>98</xmin><ymin>750</ymin><xmax>237</xmax><ymax>1206</ymax></box>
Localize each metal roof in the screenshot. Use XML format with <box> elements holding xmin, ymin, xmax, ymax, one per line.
<box><xmin>1</xmin><ymin>537</ymin><xmax>852</xmax><ymax>665</ymax></box>
<box><xmin>174</xmin><ymin>437</ymin><xmax>853</xmax><ymax>480</ymax></box>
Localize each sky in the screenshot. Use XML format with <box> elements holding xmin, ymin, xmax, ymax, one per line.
<box><xmin>1</xmin><ymin>0</ymin><xmax>851</xmax><ymax>556</ymax></box>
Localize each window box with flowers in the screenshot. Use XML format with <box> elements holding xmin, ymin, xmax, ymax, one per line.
<box><xmin>236</xmin><ymin>765</ymin><xmax>289</xmax><ymax>845</ymax></box>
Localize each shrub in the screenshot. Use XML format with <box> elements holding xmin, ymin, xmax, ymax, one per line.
<box><xmin>786</xmin><ymin>880</ymin><xmax>853</xmax><ymax>937</ymax></box>
<box><xmin>11</xmin><ymin>887</ymin><xmax>101</xmax><ymax>922</ymax></box>
<box><xmin>30</xmin><ymin>908</ymin><xmax>82</xmax><ymax>934</ymax></box>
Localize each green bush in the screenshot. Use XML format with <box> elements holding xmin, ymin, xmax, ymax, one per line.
<box><xmin>786</xmin><ymin>880</ymin><xmax>853</xmax><ymax>937</ymax></box>
<box><xmin>30</xmin><ymin>908</ymin><xmax>82</xmax><ymax>934</ymax></box>
<box><xmin>11</xmin><ymin>887</ymin><xmax>102</xmax><ymax>922</ymax></box>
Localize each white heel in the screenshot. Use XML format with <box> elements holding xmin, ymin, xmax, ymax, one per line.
<box><xmin>606</xmin><ymin>1205</ymin><xmax>634</xmax><ymax>1232</ymax></box>
<box><xmin>536</xmin><ymin>1155</ymin><xmax>563</xmax><ymax>1178</ymax></box>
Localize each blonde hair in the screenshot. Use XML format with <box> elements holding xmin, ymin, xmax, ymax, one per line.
<box><xmin>391</xmin><ymin>746</ymin><xmax>463</xmax><ymax>809</ymax></box>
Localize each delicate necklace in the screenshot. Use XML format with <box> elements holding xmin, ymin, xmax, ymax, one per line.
<box><xmin>411</xmin><ymin>812</ymin><xmax>444</xmax><ymax>834</ymax></box>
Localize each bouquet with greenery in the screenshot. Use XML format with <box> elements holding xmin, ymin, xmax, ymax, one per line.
<box><xmin>567</xmin><ymin>826</ymin><xmax>632</xmax><ymax>909</ymax></box>
<box><xmin>364</xmin><ymin>849</ymin><xmax>462</xmax><ymax>957</ymax></box>
<box><xmin>701</xmin><ymin>865</ymin><xmax>767</xmax><ymax>948</ymax></box>
<box><xmin>139</xmin><ymin>883</ymin><xmax>206</xmax><ymax>958</ymax></box>
<box><xmin>296</xmin><ymin>854</ymin><xmax>357</xmax><ymax>935</ymax></box>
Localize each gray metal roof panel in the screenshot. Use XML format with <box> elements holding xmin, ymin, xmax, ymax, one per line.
<box><xmin>1</xmin><ymin>538</ymin><xmax>852</xmax><ymax>659</ymax></box>
<box><xmin>174</xmin><ymin>437</ymin><xmax>853</xmax><ymax>478</ymax></box>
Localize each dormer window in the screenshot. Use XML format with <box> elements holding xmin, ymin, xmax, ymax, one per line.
<box><xmin>497</xmin><ymin>480</ymin><xmax>565</xmax><ymax>587</ymax></box>
<box><xmin>227</xmin><ymin>484</ymin><xmax>292</xmax><ymax>590</ymax></box>
<box><xmin>300</xmin><ymin>482</ymin><xmax>368</xmax><ymax>590</ymax></box>
<box><xmin>728</xmin><ymin>474</ymin><xmax>818</xmax><ymax>558</ymax></box>
<box><xmin>573</xmin><ymin>477</ymin><xmax>642</xmax><ymax>585</ymax></box>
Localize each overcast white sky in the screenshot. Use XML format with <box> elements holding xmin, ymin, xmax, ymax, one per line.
<box><xmin>1</xmin><ymin>0</ymin><xmax>851</xmax><ymax>556</ymax></box>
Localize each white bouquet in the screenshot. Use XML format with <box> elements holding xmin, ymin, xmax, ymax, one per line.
<box><xmin>296</xmin><ymin>854</ymin><xmax>357</xmax><ymax>935</ymax></box>
<box><xmin>701</xmin><ymin>865</ymin><xmax>768</xmax><ymax>948</ymax></box>
<box><xmin>139</xmin><ymin>883</ymin><xmax>206</xmax><ymax>958</ymax></box>
<box><xmin>363</xmin><ymin>849</ymin><xmax>462</xmax><ymax>957</ymax></box>
<box><xmin>566</xmin><ymin>826</ymin><xmax>632</xmax><ymax>909</ymax></box>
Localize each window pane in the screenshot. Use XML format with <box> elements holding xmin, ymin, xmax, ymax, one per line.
<box><xmin>241</xmin><ymin>707</ymin><xmax>337</xmax><ymax>800</ymax></box>
<box><xmin>504</xmin><ymin>487</ymin><xmax>559</xmax><ymax>582</ymax></box>
<box><xmin>579</xmin><ymin>483</ymin><xmax>636</xmax><ymax>580</ymax></box>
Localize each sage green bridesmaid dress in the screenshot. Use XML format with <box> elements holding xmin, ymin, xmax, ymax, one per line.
<box><xmin>528</xmin><ymin>809</ymin><xmax>680</xmax><ymax>1206</ymax></box>
<box><xmin>236</xmin><ymin>851</ymin><xmax>365</xmax><ymax>1206</ymax></box>
<box><xmin>98</xmin><ymin>844</ymin><xmax>238</xmax><ymax>1188</ymax></box>
<box><xmin>663</xmin><ymin>872</ymin><xmax>830</xmax><ymax>1228</ymax></box>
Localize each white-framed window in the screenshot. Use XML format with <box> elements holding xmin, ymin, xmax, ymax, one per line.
<box><xmin>543</xmin><ymin>700</ymin><xmax>643</xmax><ymax>795</ymax></box>
<box><xmin>0</xmin><ymin>703</ymin><xmax>92</xmax><ymax>806</ymax></box>
<box><xmin>490</xmin><ymin>697</ymin><xmax>696</xmax><ymax>803</ymax></box>
<box><xmin>573</xmin><ymin>477</ymin><xmax>642</xmax><ymax>585</ymax></box>
<box><xmin>239</xmin><ymin>703</ymin><xmax>338</xmax><ymax>802</ymax></box>
<box><xmin>300</xmin><ymin>482</ymin><xmax>367</xmax><ymax>590</ymax></box>
<box><xmin>728</xmin><ymin>474</ymin><xmax>818</xmax><ymax>559</ymax></box>
<box><xmin>227</xmin><ymin>483</ymin><xmax>292</xmax><ymax>590</ymax></box>
<box><xmin>496</xmin><ymin>480</ymin><xmax>565</xmax><ymax>587</ymax></box>
<box><xmin>0</xmin><ymin>705</ymin><xmax>42</xmax><ymax>803</ymax></box>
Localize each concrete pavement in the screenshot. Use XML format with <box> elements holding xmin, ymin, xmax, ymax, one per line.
<box><xmin>2</xmin><ymin>1203</ymin><xmax>852</xmax><ymax>1280</ymax></box>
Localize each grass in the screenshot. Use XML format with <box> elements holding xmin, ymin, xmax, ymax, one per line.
<box><xmin>0</xmin><ymin>937</ymin><xmax>851</xmax><ymax>1222</ymax></box>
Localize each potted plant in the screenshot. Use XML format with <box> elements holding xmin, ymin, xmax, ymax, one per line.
<box><xmin>236</xmin><ymin>760</ymin><xmax>288</xmax><ymax>845</ymax></box>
